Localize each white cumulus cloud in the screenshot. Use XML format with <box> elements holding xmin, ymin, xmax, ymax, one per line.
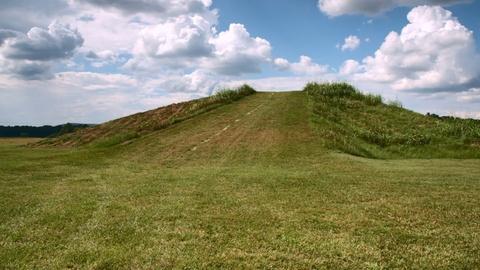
<box><xmin>79</xmin><ymin>0</ymin><xmax>213</xmax><ymax>16</ymax></box>
<box><xmin>84</xmin><ymin>50</ymin><xmax>124</xmax><ymax>67</ymax></box>
<box><xmin>0</xmin><ymin>22</ymin><xmax>83</xmax><ymax>79</ymax></box>
<box><xmin>274</xmin><ymin>56</ymin><xmax>329</xmax><ymax>75</ymax></box>
<box><xmin>127</xmin><ymin>20</ymin><xmax>272</xmax><ymax>76</ymax></box>
<box><xmin>207</xmin><ymin>23</ymin><xmax>272</xmax><ymax>76</ymax></box>
<box><xmin>127</xmin><ymin>14</ymin><xmax>215</xmax><ymax>70</ymax></box>
<box><xmin>318</xmin><ymin>0</ymin><xmax>469</xmax><ymax>17</ymax></box>
<box><xmin>340</xmin><ymin>35</ymin><xmax>360</xmax><ymax>51</ymax></box>
<box><xmin>1</xmin><ymin>22</ymin><xmax>83</xmax><ymax>61</ymax></box>
<box><xmin>350</xmin><ymin>5</ymin><xmax>480</xmax><ymax>92</ymax></box>
<box><xmin>0</xmin><ymin>0</ymin><xmax>71</xmax><ymax>32</ymax></box>
<box><xmin>0</xmin><ymin>70</ymin><xmax>224</xmax><ymax>125</ymax></box>
<box><xmin>457</xmin><ymin>88</ymin><xmax>480</xmax><ymax>103</ymax></box>
<box><xmin>340</xmin><ymin>59</ymin><xmax>361</xmax><ymax>75</ymax></box>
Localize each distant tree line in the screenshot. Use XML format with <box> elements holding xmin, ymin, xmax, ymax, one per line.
<box><xmin>0</xmin><ymin>123</ymin><xmax>94</xmax><ymax>138</ymax></box>
<box><xmin>426</xmin><ymin>113</ymin><xmax>480</xmax><ymax>122</ymax></box>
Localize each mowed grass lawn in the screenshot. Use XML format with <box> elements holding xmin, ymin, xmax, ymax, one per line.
<box><xmin>1</xmin><ymin>92</ymin><xmax>480</xmax><ymax>269</ymax></box>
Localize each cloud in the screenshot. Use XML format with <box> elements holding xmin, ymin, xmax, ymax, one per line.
<box><xmin>340</xmin><ymin>35</ymin><xmax>360</xmax><ymax>51</ymax></box>
<box><xmin>1</xmin><ymin>22</ymin><xmax>83</xmax><ymax>61</ymax></box>
<box><xmin>340</xmin><ymin>59</ymin><xmax>361</xmax><ymax>75</ymax></box>
<box><xmin>143</xmin><ymin>70</ymin><xmax>218</xmax><ymax>96</ymax></box>
<box><xmin>273</xmin><ymin>58</ymin><xmax>289</xmax><ymax>70</ymax></box>
<box><xmin>457</xmin><ymin>88</ymin><xmax>480</xmax><ymax>103</ymax></box>
<box><xmin>0</xmin><ymin>71</ymin><xmax>218</xmax><ymax>125</ymax></box>
<box><xmin>128</xmin><ymin>22</ymin><xmax>272</xmax><ymax>76</ymax></box>
<box><xmin>0</xmin><ymin>0</ymin><xmax>72</xmax><ymax>32</ymax></box>
<box><xmin>0</xmin><ymin>30</ymin><xmax>19</xmax><ymax>46</ymax></box>
<box><xmin>349</xmin><ymin>6</ymin><xmax>480</xmax><ymax>92</ymax></box>
<box><xmin>274</xmin><ymin>56</ymin><xmax>329</xmax><ymax>75</ymax></box>
<box><xmin>0</xmin><ymin>22</ymin><xmax>83</xmax><ymax>79</ymax></box>
<box><xmin>207</xmin><ymin>23</ymin><xmax>272</xmax><ymax>76</ymax></box>
<box><xmin>79</xmin><ymin>0</ymin><xmax>212</xmax><ymax>16</ymax></box>
<box><xmin>0</xmin><ymin>0</ymin><xmax>215</xmax><ymax>55</ymax></box>
<box><xmin>127</xmin><ymin>14</ymin><xmax>214</xmax><ymax>69</ymax></box>
<box><xmin>56</xmin><ymin>71</ymin><xmax>137</xmax><ymax>91</ymax></box>
<box><xmin>450</xmin><ymin>111</ymin><xmax>480</xmax><ymax>119</ymax></box>
<box><xmin>71</xmin><ymin>9</ymin><xmax>147</xmax><ymax>53</ymax></box>
<box><xmin>2</xmin><ymin>61</ymin><xmax>53</xmax><ymax>80</ymax></box>
<box><xmin>0</xmin><ymin>72</ymin><xmax>139</xmax><ymax>125</ymax></box>
<box><xmin>77</xmin><ymin>14</ymin><xmax>95</xmax><ymax>22</ymax></box>
<box><xmin>318</xmin><ymin>0</ymin><xmax>469</xmax><ymax>17</ymax></box>
<box><xmin>85</xmin><ymin>50</ymin><xmax>126</xmax><ymax>67</ymax></box>
<box><xmin>1</xmin><ymin>0</ymin><xmax>272</xmax><ymax>81</ymax></box>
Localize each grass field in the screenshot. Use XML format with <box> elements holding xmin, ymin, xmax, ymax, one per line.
<box><xmin>1</xmin><ymin>90</ymin><xmax>480</xmax><ymax>269</ymax></box>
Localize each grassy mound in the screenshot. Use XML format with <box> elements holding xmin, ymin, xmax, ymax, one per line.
<box><xmin>306</xmin><ymin>82</ymin><xmax>480</xmax><ymax>158</ymax></box>
<box><xmin>38</xmin><ymin>85</ymin><xmax>256</xmax><ymax>147</ymax></box>
<box><xmin>2</xmin><ymin>87</ymin><xmax>480</xmax><ymax>268</ymax></box>
<box><xmin>36</xmin><ymin>82</ymin><xmax>479</xmax><ymax>160</ymax></box>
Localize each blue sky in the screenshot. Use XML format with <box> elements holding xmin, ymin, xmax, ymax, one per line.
<box><xmin>0</xmin><ymin>0</ymin><xmax>480</xmax><ymax>125</ymax></box>
<box><xmin>214</xmin><ymin>0</ymin><xmax>398</xmax><ymax>69</ymax></box>
<box><xmin>213</xmin><ymin>0</ymin><xmax>480</xmax><ymax>74</ymax></box>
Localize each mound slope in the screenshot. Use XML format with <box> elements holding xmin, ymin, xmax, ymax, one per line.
<box><xmin>306</xmin><ymin>83</ymin><xmax>480</xmax><ymax>159</ymax></box>
<box><xmin>38</xmin><ymin>83</ymin><xmax>480</xmax><ymax>159</ymax></box>
<box><xmin>38</xmin><ymin>85</ymin><xmax>256</xmax><ymax>147</ymax></box>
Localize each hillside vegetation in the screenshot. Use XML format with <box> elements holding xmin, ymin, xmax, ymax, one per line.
<box><xmin>306</xmin><ymin>83</ymin><xmax>480</xmax><ymax>159</ymax></box>
<box><xmin>38</xmin><ymin>85</ymin><xmax>256</xmax><ymax>147</ymax></box>
<box><xmin>1</xmin><ymin>85</ymin><xmax>480</xmax><ymax>269</ymax></box>
<box><xmin>41</xmin><ymin>82</ymin><xmax>480</xmax><ymax>160</ymax></box>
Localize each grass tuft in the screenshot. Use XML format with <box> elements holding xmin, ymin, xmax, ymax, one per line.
<box><xmin>214</xmin><ymin>84</ymin><xmax>256</xmax><ymax>103</ymax></box>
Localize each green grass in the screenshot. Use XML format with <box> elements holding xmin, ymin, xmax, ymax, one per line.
<box><xmin>306</xmin><ymin>82</ymin><xmax>480</xmax><ymax>159</ymax></box>
<box><xmin>38</xmin><ymin>85</ymin><xmax>256</xmax><ymax>147</ymax></box>
<box><xmin>1</xmin><ymin>88</ymin><xmax>480</xmax><ymax>269</ymax></box>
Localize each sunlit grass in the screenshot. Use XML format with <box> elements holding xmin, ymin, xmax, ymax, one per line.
<box><xmin>306</xmin><ymin>82</ymin><xmax>480</xmax><ymax>158</ymax></box>
<box><xmin>1</xmin><ymin>89</ymin><xmax>479</xmax><ymax>268</ymax></box>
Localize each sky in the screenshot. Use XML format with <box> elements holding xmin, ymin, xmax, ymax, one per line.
<box><xmin>0</xmin><ymin>0</ymin><xmax>480</xmax><ymax>125</ymax></box>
